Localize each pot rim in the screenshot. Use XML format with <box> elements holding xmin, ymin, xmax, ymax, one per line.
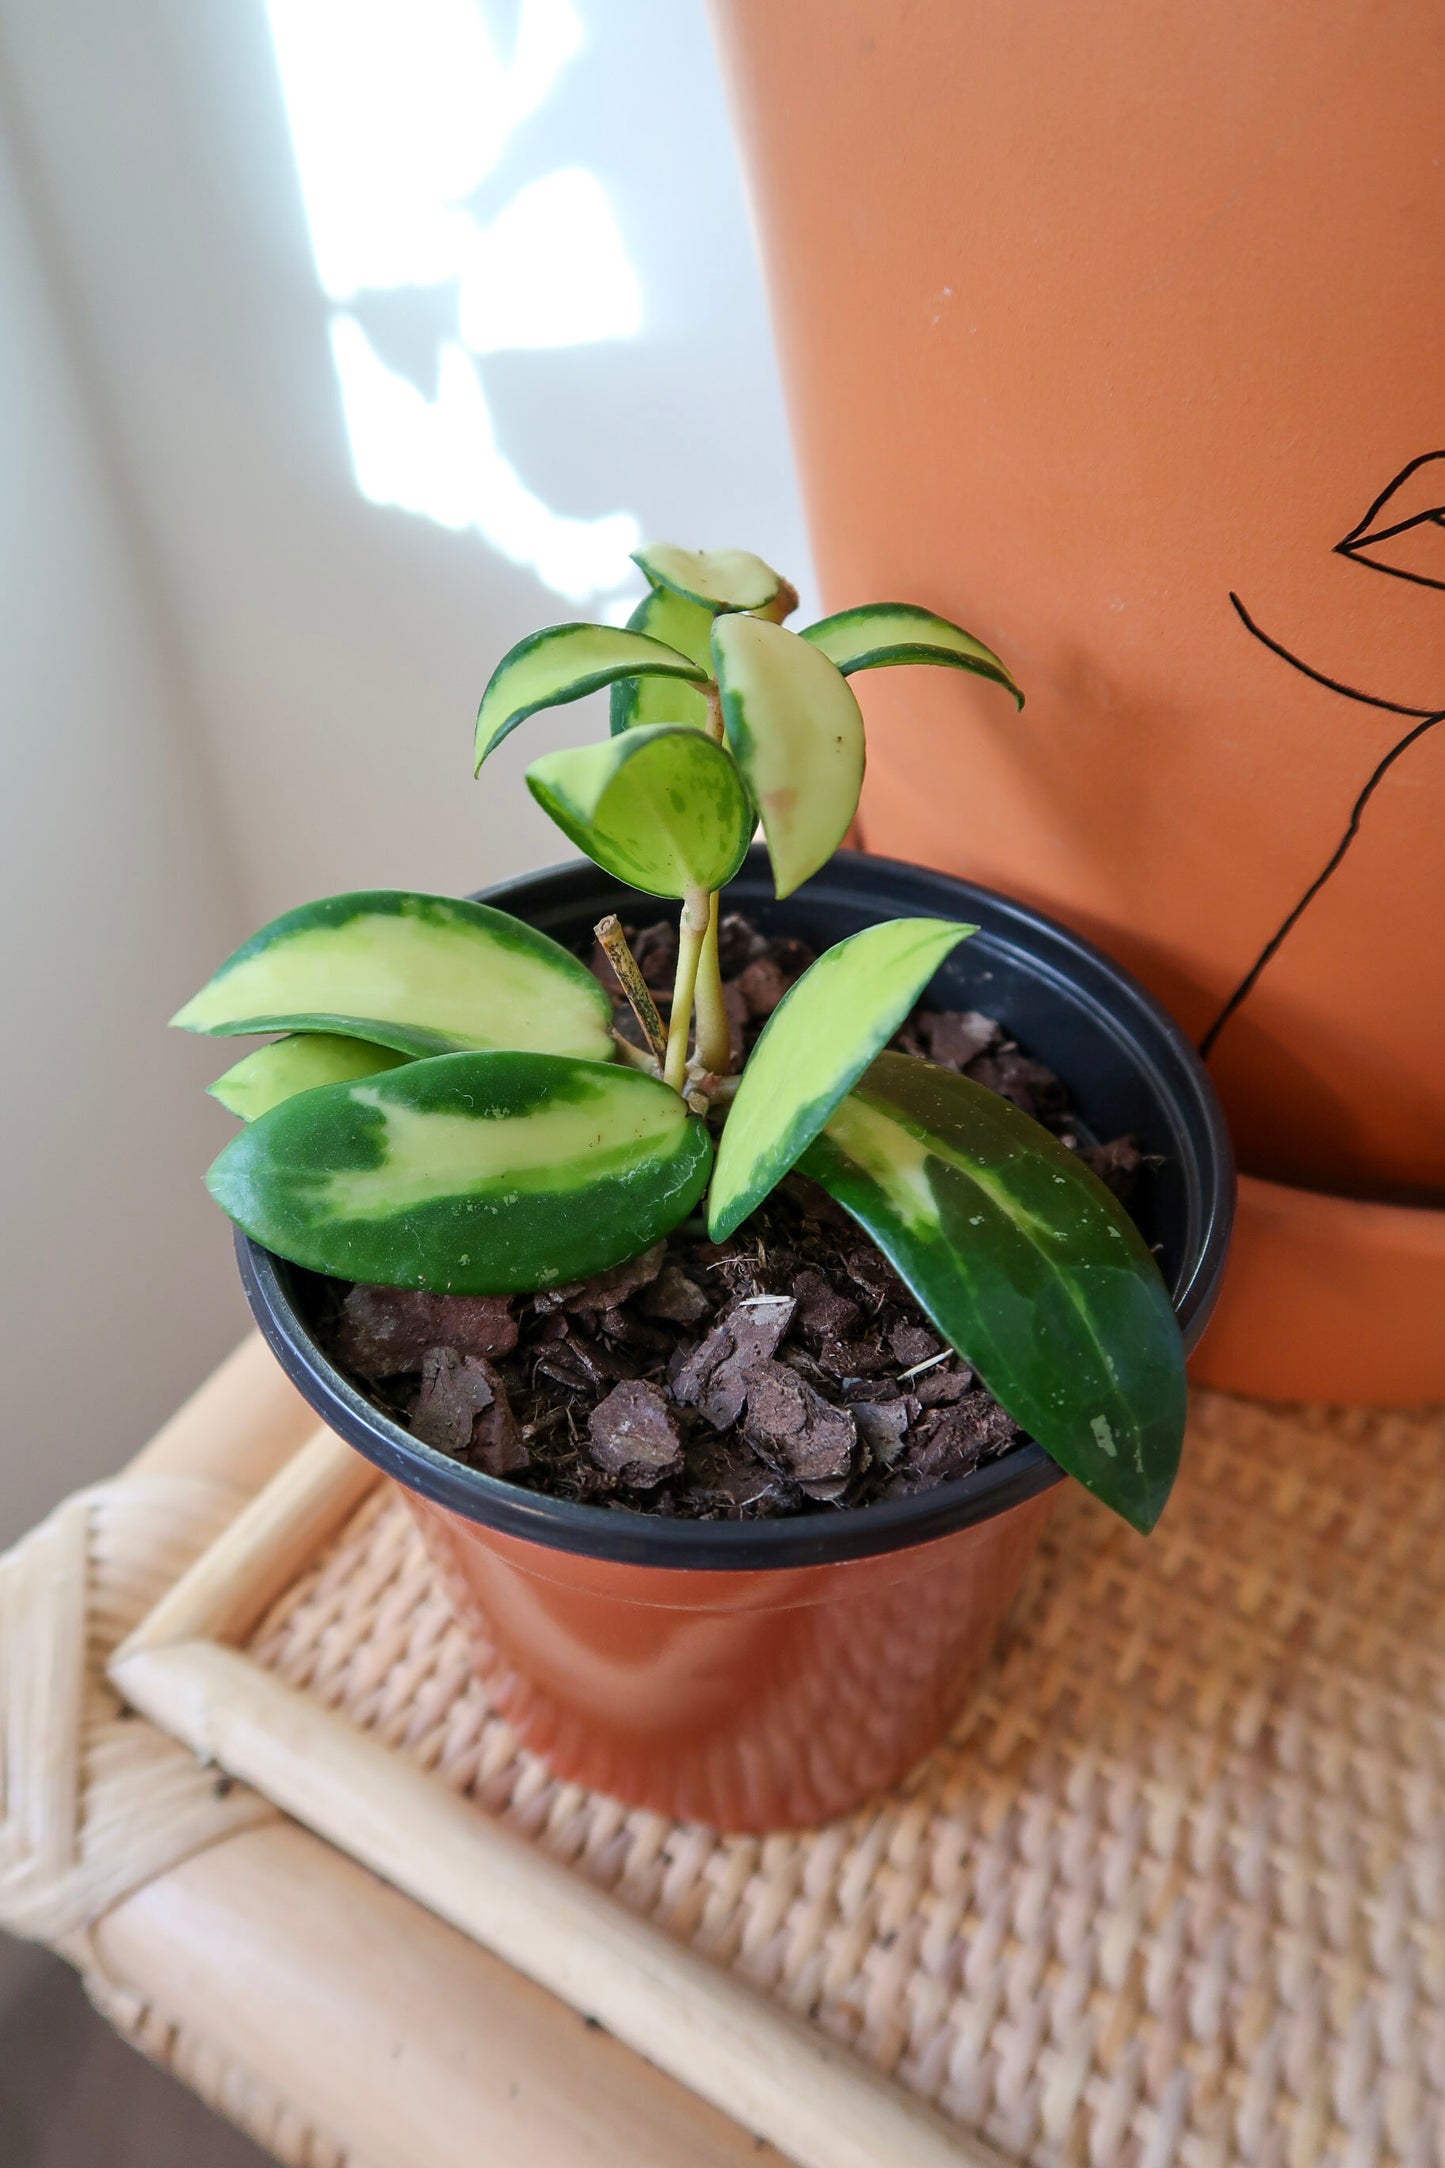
<box><xmin>236</xmin><ymin>847</ymin><xmax>1234</xmax><ymax>1573</ymax></box>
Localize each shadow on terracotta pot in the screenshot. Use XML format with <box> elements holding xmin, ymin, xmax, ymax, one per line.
<box><xmin>237</xmin><ymin>849</ymin><xmax>1233</xmax><ymax>1830</ymax></box>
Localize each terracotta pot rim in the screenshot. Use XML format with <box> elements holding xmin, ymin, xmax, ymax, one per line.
<box><xmin>1237</xmin><ymin>1169</ymin><xmax>1445</xmax><ymax>1225</ymax></box>
<box><xmin>236</xmin><ymin>847</ymin><xmax>1234</xmax><ymax>1572</ymax></box>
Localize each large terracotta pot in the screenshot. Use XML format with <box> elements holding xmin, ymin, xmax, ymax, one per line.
<box><xmin>237</xmin><ymin>851</ymin><xmax>1230</xmax><ymax>1830</ymax></box>
<box><xmin>709</xmin><ymin>0</ymin><xmax>1445</xmax><ymax>1400</ymax></box>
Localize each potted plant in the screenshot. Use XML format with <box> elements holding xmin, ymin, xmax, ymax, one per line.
<box><xmin>174</xmin><ymin>543</ymin><xmax>1232</xmax><ymax>1830</ymax></box>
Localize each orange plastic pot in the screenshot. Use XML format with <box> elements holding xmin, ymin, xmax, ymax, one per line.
<box><xmin>237</xmin><ymin>851</ymin><xmax>1231</xmax><ymax>1829</ymax></box>
<box><xmin>404</xmin><ymin>1487</ymin><xmax>1054</xmax><ymax>1828</ymax></box>
<box><xmin>708</xmin><ymin>0</ymin><xmax>1445</xmax><ymax>1400</ymax></box>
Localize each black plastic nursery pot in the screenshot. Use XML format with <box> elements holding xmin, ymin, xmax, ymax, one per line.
<box><xmin>239</xmin><ymin>847</ymin><xmax>1234</xmax><ymax>1830</ymax></box>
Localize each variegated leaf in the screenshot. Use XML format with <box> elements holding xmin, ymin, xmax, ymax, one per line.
<box><xmin>609</xmin><ymin>584</ymin><xmax>713</xmax><ymax>734</ymax></box>
<box><xmin>172</xmin><ymin>891</ymin><xmax>614</xmax><ymax>1063</ymax></box>
<box><xmin>527</xmin><ymin>726</ymin><xmax>755</xmax><ymax>899</ymax></box>
<box><xmin>712</xmin><ymin>614</ymin><xmax>865</xmax><ymax>899</ymax></box>
<box><xmin>632</xmin><ymin>542</ymin><xmax>782</xmax><ymax>613</ymax></box>
<box><xmin>210</xmin><ymin>1034</ymin><xmax>409</xmax><ymax>1121</ymax></box>
<box><xmin>802</xmin><ymin>602</ymin><xmax>1022</xmax><ymax>707</ymax></box>
<box><xmin>708</xmin><ymin>918</ymin><xmax>976</xmax><ymax>1239</ymax></box>
<box><xmin>208</xmin><ymin>1052</ymin><xmax>712</xmax><ymax>1294</ymax></box>
<box><xmin>474</xmin><ymin>623</ymin><xmax>707</xmax><ymax>770</ymax></box>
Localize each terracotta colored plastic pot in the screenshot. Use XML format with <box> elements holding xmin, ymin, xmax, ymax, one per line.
<box><xmin>708</xmin><ymin>0</ymin><xmax>1445</xmax><ymax>1401</ymax></box>
<box><xmin>238</xmin><ymin>850</ymin><xmax>1232</xmax><ymax>1830</ymax></box>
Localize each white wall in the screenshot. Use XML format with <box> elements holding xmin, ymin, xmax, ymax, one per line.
<box><xmin>0</xmin><ymin>85</ymin><xmax>249</xmax><ymax>1545</ymax></box>
<box><xmin>0</xmin><ymin>1</ymin><xmax>808</xmax><ymax>1539</ymax></box>
<box><xmin>0</xmin><ymin>0</ymin><xmax>812</xmax><ymax>923</ymax></box>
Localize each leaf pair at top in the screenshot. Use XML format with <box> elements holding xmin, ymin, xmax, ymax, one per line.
<box><xmin>474</xmin><ymin>543</ymin><xmax>1022</xmax><ymax>901</ymax></box>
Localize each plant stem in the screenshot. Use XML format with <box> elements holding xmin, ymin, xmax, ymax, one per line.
<box><xmin>703</xmin><ymin>681</ymin><xmax>725</xmax><ymax>745</ymax></box>
<box><xmin>692</xmin><ymin>892</ymin><xmax>732</xmax><ymax>1075</ymax></box>
<box><xmin>689</xmin><ymin>685</ymin><xmax>736</xmax><ymax>1076</ymax></box>
<box><xmin>663</xmin><ymin>887</ymin><xmax>710</xmax><ymax>1093</ymax></box>
<box><xmin>594</xmin><ymin>914</ymin><xmax>668</xmax><ymax>1064</ymax></box>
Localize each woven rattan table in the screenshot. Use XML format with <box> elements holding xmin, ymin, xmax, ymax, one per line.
<box><xmin>2</xmin><ymin>1337</ymin><xmax>1441</xmax><ymax>2167</ymax></box>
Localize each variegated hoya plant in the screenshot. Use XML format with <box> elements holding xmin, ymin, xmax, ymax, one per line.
<box><xmin>175</xmin><ymin>544</ymin><xmax>1185</xmax><ymax>1532</ymax></box>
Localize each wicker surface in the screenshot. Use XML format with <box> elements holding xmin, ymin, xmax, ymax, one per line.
<box><xmin>249</xmin><ymin>1392</ymin><xmax>1445</xmax><ymax>2168</ymax></box>
<box><xmin>4</xmin><ymin>1341</ymin><xmax>797</xmax><ymax>2168</ymax></box>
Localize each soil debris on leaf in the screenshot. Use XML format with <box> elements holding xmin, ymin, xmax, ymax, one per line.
<box><xmin>314</xmin><ymin>910</ymin><xmax>1152</xmax><ymax>1520</ymax></box>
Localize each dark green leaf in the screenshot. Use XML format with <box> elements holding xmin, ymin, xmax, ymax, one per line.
<box><xmin>800</xmin><ymin>1051</ymin><xmax>1185</xmax><ymax>1531</ymax></box>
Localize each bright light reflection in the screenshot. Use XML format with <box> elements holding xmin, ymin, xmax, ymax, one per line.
<box><xmin>331</xmin><ymin>318</ymin><xmax>638</xmax><ymax>602</ymax></box>
<box><xmin>459</xmin><ymin>171</ymin><xmax>641</xmax><ymax>354</ymax></box>
<box><xmin>268</xmin><ymin>0</ymin><xmax>641</xmax><ymax>601</ymax></box>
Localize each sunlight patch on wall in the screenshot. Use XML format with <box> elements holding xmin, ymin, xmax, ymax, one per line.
<box><xmin>267</xmin><ymin>0</ymin><xmax>642</xmax><ymax>603</ymax></box>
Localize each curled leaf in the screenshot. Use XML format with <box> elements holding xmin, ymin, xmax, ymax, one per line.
<box><xmin>712</xmin><ymin>614</ymin><xmax>865</xmax><ymax>898</ymax></box>
<box><xmin>609</xmin><ymin>585</ymin><xmax>713</xmax><ymax>734</ymax></box>
<box><xmin>802</xmin><ymin>603</ymin><xmax>1022</xmax><ymax>708</ymax></box>
<box><xmin>474</xmin><ymin>623</ymin><xmax>707</xmax><ymax>770</ymax></box>
<box><xmin>172</xmin><ymin>891</ymin><xmax>614</xmax><ymax>1063</ymax></box>
<box><xmin>708</xmin><ymin>918</ymin><xmax>976</xmax><ymax>1240</ymax></box>
<box><xmin>527</xmin><ymin>726</ymin><xmax>755</xmax><ymax>898</ymax></box>
<box><xmin>209</xmin><ymin>1051</ymin><xmax>713</xmax><ymax>1294</ymax></box>
<box><xmin>633</xmin><ymin>543</ymin><xmax>782</xmax><ymax>613</ymax></box>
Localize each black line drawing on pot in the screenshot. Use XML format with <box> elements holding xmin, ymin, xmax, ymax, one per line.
<box><xmin>1201</xmin><ymin>451</ymin><xmax>1445</xmax><ymax>1061</ymax></box>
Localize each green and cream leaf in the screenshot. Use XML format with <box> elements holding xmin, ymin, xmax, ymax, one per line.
<box><xmin>171</xmin><ymin>891</ymin><xmax>614</xmax><ymax>1063</ymax></box>
<box><xmin>474</xmin><ymin>623</ymin><xmax>707</xmax><ymax>770</ymax></box>
<box><xmin>712</xmin><ymin>615</ymin><xmax>865</xmax><ymax>899</ymax></box>
<box><xmin>802</xmin><ymin>603</ymin><xmax>1022</xmax><ymax>708</ymax></box>
<box><xmin>209</xmin><ymin>1034</ymin><xmax>409</xmax><ymax>1121</ymax></box>
<box><xmin>632</xmin><ymin>543</ymin><xmax>781</xmax><ymax>613</ymax></box>
<box><xmin>526</xmin><ymin>726</ymin><xmax>755</xmax><ymax>899</ymax></box>
<box><xmin>800</xmin><ymin>1052</ymin><xmax>1185</xmax><ymax>1533</ymax></box>
<box><xmin>708</xmin><ymin>918</ymin><xmax>976</xmax><ymax>1240</ymax></box>
<box><xmin>208</xmin><ymin>1052</ymin><xmax>713</xmax><ymax>1295</ymax></box>
<box><xmin>609</xmin><ymin>585</ymin><xmax>713</xmax><ymax>734</ymax></box>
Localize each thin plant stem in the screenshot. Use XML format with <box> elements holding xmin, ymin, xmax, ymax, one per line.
<box><xmin>610</xmin><ymin>1031</ymin><xmax>659</xmax><ymax>1073</ymax></box>
<box><xmin>664</xmin><ymin>887</ymin><xmax>710</xmax><ymax>1093</ymax></box>
<box><xmin>594</xmin><ymin>914</ymin><xmax>667</xmax><ymax>1064</ymax></box>
<box><xmin>692</xmin><ymin>891</ymin><xmax>732</xmax><ymax>1074</ymax></box>
<box><xmin>703</xmin><ymin>681</ymin><xmax>725</xmax><ymax>745</ymax></box>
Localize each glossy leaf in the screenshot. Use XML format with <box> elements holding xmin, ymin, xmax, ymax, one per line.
<box><xmin>474</xmin><ymin>623</ymin><xmax>707</xmax><ymax>770</ymax></box>
<box><xmin>708</xmin><ymin>918</ymin><xmax>976</xmax><ymax>1240</ymax></box>
<box><xmin>802</xmin><ymin>603</ymin><xmax>1023</xmax><ymax>708</ymax></box>
<box><xmin>172</xmin><ymin>891</ymin><xmax>614</xmax><ymax>1063</ymax></box>
<box><xmin>527</xmin><ymin>725</ymin><xmax>755</xmax><ymax>899</ymax></box>
<box><xmin>210</xmin><ymin>1034</ymin><xmax>409</xmax><ymax>1121</ymax></box>
<box><xmin>800</xmin><ymin>1051</ymin><xmax>1185</xmax><ymax>1532</ymax></box>
<box><xmin>633</xmin><ymin>543</ymin><xmax>782</xmax><ymax>613</ymax></box>
<box><xmin>609</xmin><ymin>585</ymin><xmax>713</xmax><ymax>734</ymax></box>
<box><xmin>208</xmin><ymin>1051</ymin><xmax>713</xmax><ymax>1295</ymax></box>
<box><xmin>712</xmin><ymin>614</ymin><xmax>865</xmax><ymax>898</ymax></box>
